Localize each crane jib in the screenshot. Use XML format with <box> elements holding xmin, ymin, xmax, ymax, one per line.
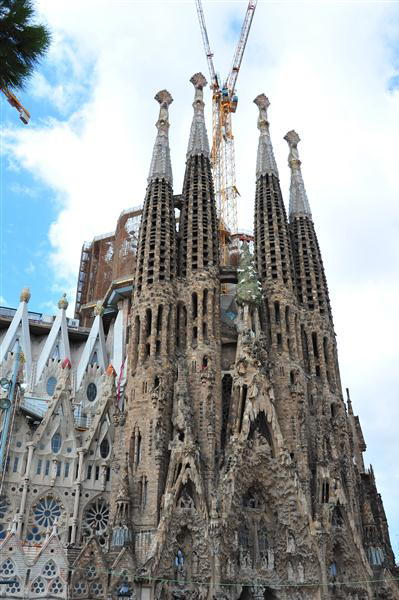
<box><xmin>194</xmin><ymin>0</ymin><xmax>258</xmax><ymax>266</ymax></box>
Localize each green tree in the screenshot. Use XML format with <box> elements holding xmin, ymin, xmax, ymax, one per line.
<box><xmin>0</xmin><ymin>0</ymin><xmax>51</xmax><ymax>91</ymax></box>
<box><xmin>236</xmin><ymin>243</ymin><xmax>263</xmax><ymax>307</ymax></box>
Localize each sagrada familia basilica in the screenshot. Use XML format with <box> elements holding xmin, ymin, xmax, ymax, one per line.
<box><xmin>0</xmin><ymin>73</ymin><xmax>398</xmax><ymax>600</ymax></box>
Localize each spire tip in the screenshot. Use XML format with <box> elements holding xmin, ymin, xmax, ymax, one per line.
<box><xmin>285</xmin><ymin>129</ymin><xmax>312</xmax><ymax>218</ymax></box>
<box><xmin>284</xmin><ymin>129</ymin><xmax>301</xmax><ymax>148</ymax></box>
<box><xmin>254</xmin><ymin>93</ymin><xmax>270</xmax><ymax>111</ymax></box>
<box><xmin>190</xmin><ymin>72</ymin><xmax>207</xmax><ymax>90</ymax></box>
<box><xmin>154</xmin><ymin>89</ymin><xmax>173</xmax><ymax>107</ymax></box>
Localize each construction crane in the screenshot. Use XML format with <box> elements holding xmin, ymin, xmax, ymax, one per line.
<box><xmin>1</xmin><ymin>87</ymin><xmax>30</xmax><ymax>124</ymax></box>
<box><xmin>195</xmin><ymin>0</ymin><xmax>257</xmax><ymax>266</ymax></box>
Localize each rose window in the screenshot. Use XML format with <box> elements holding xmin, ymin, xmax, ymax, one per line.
<box><xmin>50</xmin><ymin>578</ymin><xmax>64</xmax><ymax>594</ymax></box>
<box><xmin>34</xmin><ymin>496</ymin><xmax>61</xmax><ymax>528</ymax></box>
<box><xmin>91</xmin><ymin>581</ymin><xmax>104</xmax><ymax>596</ymax></box>
<box><xmin>73</xmin><ymin>582</ymin><xmax>87</xmax><ymax>596</ymax></box>
<box><xmin>6</xmin><ymin>578</ymin><xmax>21</xmax><ymax>594</ymax></box>
<box><xmin>85</xmin><ymin>565</ymin><xmax>97</xmax><ymax>579</ymax></box>
<box><xmin>0</xmin><ymin>558</ymin><xmax>15</xmax><ymax>576</ymax></box>
<box><xmin>42</xmin><ymin>560</ymin><xmax>57</xmax><ymax>578</ymax></box>
<box><xmin>83</xmin><ymin>498</ymin><xmax>109</xmax><ymax>534</ymax></box>
<box><xmin>32</xmin><ymin>577</ymin><xmax>46</xmax><ymax>594</ymax></box>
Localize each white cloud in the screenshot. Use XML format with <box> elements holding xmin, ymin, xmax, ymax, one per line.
<box><xmin>3</xmin><ymin>0</ymin><xmax>399</xmax><ymax>547</ymax></box>
<box><xmin>25</xmin><ymin>261</ymin><xmax>35</xmax><ymax>275</ymax></box>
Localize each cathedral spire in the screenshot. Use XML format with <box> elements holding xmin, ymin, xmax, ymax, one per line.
<box><xmin>187</xmin><ymin>72</ymin><xmax>210</xmax><ymax>158</ymax></box>
<box><xmin>284</xmin><ymin>130</ymin><xmax>312</xmax><ymax>218</ymax></box>
<box><xmin>179</xmin><ymin>73</ymin><xmax>219</xmax><ymax>277</ymax></box>
<box><xmin>254</xmin><ymin>94</ymin><xmax>279</xmax><ymax>179</ymax></box>
<box><xmin>253</xmin><ymin>94</ymin><xmax>294</xmax><ymax>292</ymax></box>
<box><xmin>148</xmin><ymin>90</ymin><xmax>173</xmax><ymax>185</ymax></box>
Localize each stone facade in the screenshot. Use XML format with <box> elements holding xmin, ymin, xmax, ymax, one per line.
<box><xmin>0</xmin><ymin>73</ymin><xmax>398</xmax><ymax>600</ymax></box>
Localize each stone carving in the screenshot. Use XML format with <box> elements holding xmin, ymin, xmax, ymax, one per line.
<box><xmin>284</xmin><ymin>129</ymin><xmax>312</xmax><ymax>217</ymax></box>
<box><xmin>254</xmin><ymin>93</ymin><xmax>279</xmax><ymax>178</ymax></box>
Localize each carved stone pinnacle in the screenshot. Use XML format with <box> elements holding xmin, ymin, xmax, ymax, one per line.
<box><xmin>20</xmin><ymin>287</ymin><xmax>31</xmax><ymax>303</ymax></box>
<box><xmin>58</xmin><ymin>293</ymin><xmax>68</xmax><ymax>310</ymax></box>
<box><xmin>190</xmin><ymin>72</ymin><xmax>207</xmax><ymax>90</ymax></box>
<box><xmin>284</xmin><ymin>130</ymin><xmax>300</xmax><ymax>149</ymax></box>
<box><xmin>94</xmin><ymin>301</ymin><xmax>104</xmax><ymax>317</ymax></box>
<box><xmin>254</xmin><ymin>93</ymin><xmax>270</xmax><ymax>111</ymax></box>
<box><xmin>154</xmin><ymin>90</ymin><xmax>173</xmax><ymax>107</ymax></box>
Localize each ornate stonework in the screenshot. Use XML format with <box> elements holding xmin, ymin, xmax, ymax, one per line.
<box><xmin>0</xmin><ymin>75</ymin><xmax>397</xmax><ymax>600</ymax></box>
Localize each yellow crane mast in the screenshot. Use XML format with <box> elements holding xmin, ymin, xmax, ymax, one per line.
<box><xmin>1</xmin><ymin>87</ymin><xmax>30</xmax><ymax>124</ymax></box>
<box><xmin>195</xmin><ymin>0</ymin><xmax>257</xmax><ymax>265</ymax></box>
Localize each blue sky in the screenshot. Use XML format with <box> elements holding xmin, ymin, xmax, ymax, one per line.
<box><xmin>1</xmin><ymin>0</ymin><xmax>399</xmax><ymax>557</ymax></box>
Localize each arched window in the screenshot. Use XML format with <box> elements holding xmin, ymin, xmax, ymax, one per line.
<box><xmin>51</xmin><ymin>433</ymin><xmax>62</xmax><ymax>453</ymax></box>
<box><xmin>46</xmin><ymin>376</ymin><xmax>57</xmax><ymax>397</ymax></box>
<box><xmin>100</xmin><ymin>437</ymin><xmax>110</xmax><ymax>459</ymax></box>
<box><xmin>87</xmin><ymin>382</ymin><xmax>97</xmax><ymax>402</ymax></box>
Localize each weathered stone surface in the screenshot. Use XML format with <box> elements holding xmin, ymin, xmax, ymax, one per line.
<box><xmin>0</xmin><ymin>77</ymin><xmax>397</xmax><ymax>600</ymax></box>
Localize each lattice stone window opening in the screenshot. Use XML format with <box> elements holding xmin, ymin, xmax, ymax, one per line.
<box><xmin>26</xmin><ymin>525</ymin><xmax>42</xmax><ymax>542</ymax></box>
<box><xmin>90</xmin><ymin>581</ymin><xmax>104</xmax><ymax>596</ymax></box>
<box><xmin>6</xmin><ymin>578</ymin><xmax>21</xmax><ymax>594</ymax></box>
<box><xmin>85</xmin><ymin>564</ymin><xmax>97</xmax><ymax>579</ymax></box>
<box><xmin>0</xmin><ymin>558</ymin><xmax>15</xmax><ymax>576</ymax></box>
<box><xmin>42</xmin><ymin>559</ymin><xmax>57</xmax><ymax>578</ymax></box>
<box><xmin>32</xmin><ymin>577</ymin><xmax>46</xmax><ymax>594</ymax></box>
<box><xmin>50</xmin><ymin>577</ymin><xmax>64</xmax><ymax>594</ymax></box>
<box><xmin>73</xmin><ymin>581</ymin><xmax>87</xmax><ymax>596</ymax></box>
